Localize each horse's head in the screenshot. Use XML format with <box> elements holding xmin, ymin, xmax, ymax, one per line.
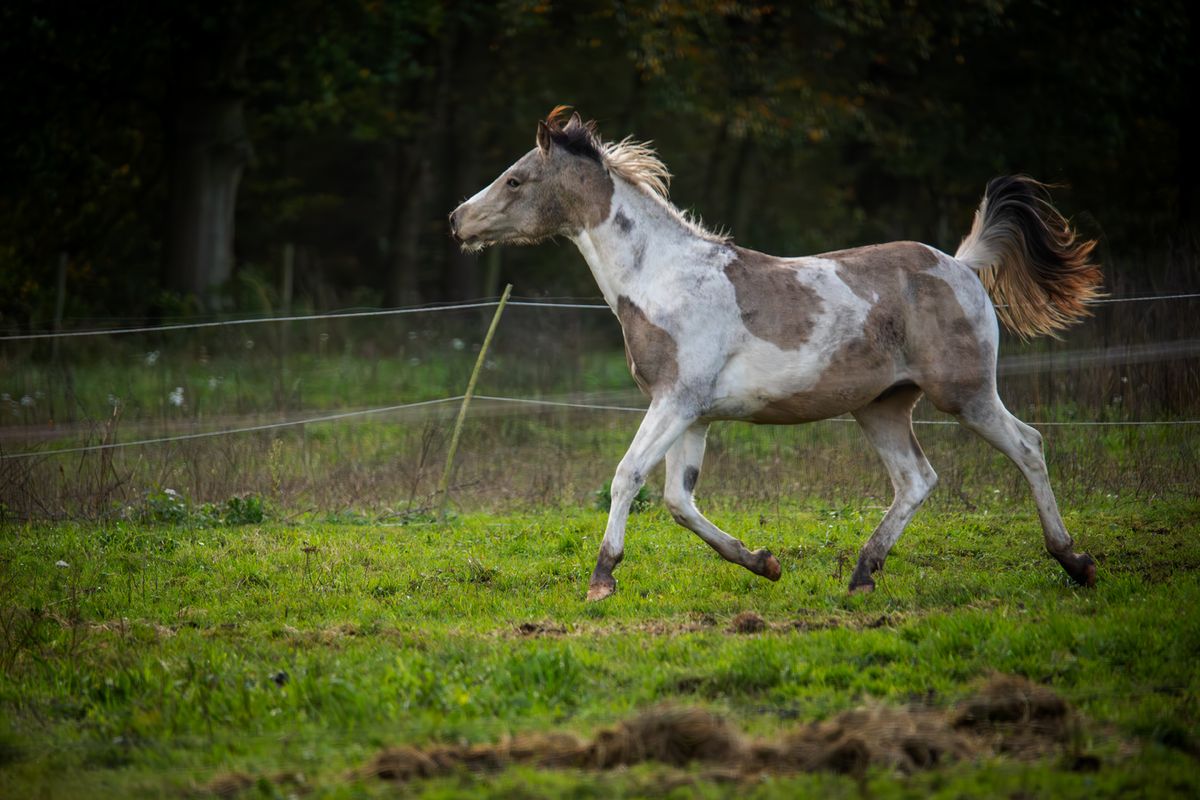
<box><xmin>450</xmin><ymin>107</ymin><xmax>613</xmax><ymax>252</ymax></box>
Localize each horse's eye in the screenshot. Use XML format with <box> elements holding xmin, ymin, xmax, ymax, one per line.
<box><xmin>506</xmin><ymin>177</ymin><xmax>521</xmax><ymax>189</ymax></box>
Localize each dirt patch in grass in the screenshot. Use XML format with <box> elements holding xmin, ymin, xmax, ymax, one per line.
<box><xmin>348</xmin><ymin>674</ymin><xmax>1085</xmax><ymax>791</ymax></box>
<box><xmin>199</xmin><ymin>675</ymin><xmax>1087</xmax><ymax>794</ymax></box>
<box><xmin>200</xmin><ymin>772</ymin><xmax>255</xmax><ymax>798</ymax></box>
<box><xmin>198</xmin><ymin>770</ymin><xmax>306</xmax><ymax>798</ymax></box>
<box><xmin>515</xmin><ymin>621</ymin><xmax>567</xmax><ymax>636</ymax></box>
<box><xmin>502</xmin><ymin>610</ymin><xmax>915</xmax><ymax>639</ymax></box>
<box><xmin>729</xmin><ymin>611</ymin><xmax>766</xmax><ymax>633</ymax></box>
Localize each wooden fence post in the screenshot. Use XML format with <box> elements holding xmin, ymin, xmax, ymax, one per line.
<box><xmin>437</xmin><ymin>283</ymin><xmax>512</xmax><ymax>519</ymax></box>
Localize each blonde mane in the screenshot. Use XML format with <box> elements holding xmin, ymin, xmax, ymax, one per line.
<box><xmin>602</xmin><ymin>136</ymin><xmax>671</xmax><ymax>199</ymax></box>
<box><xmin>542</xmin><ymin>106</ymin><xmax>728</xmax><ymax>243</ymax></box>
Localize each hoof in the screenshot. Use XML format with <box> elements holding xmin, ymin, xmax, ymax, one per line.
<box><xmin>848</xmin><ymin>578</ymin><xmax>875</xmax><ymax>595</ymax></box>
<box><xmin>586</xmin><ymin>579</ymin><xmax>616</xmax><ymax>602</ymax></box>
<box><xmin>753</xmin><ymin>549</ymin><xmax>782</xmax><ymax>582</ymax></box>
<box><xmin>848</xmin><ymin>558</ymin><xmax>877</xmax><ymax>594</ymax></box>
<box><xmin>1056</xmin><ymin>551</ymin><xmax>1097</xmax><ymax>588</ymax></box>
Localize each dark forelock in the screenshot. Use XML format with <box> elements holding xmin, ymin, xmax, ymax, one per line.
<box><xmin>543</xmin><ymin>105</ymin><xmax>604</xmax><ymax>164</ymax></box>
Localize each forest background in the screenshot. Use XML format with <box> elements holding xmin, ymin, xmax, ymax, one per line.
<box><xmin>1</xmin><ymin>0</ymin><xmax>1194</xmax><ymax>328</ymax></box>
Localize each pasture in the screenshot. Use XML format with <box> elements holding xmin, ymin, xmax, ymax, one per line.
<box><xmin>4</xmin><ymin>4</ymin><xmax>1198</xmax><ymax>797</ymax></box>
<box><xmin>2</xmin><ymin>297</ymin><xmax>1200</xmax><ymax>797</ymax></box>
<box><xmin>2</xmin><ymin>495</ymin><xmax>1199</xmax><ymax>797</ymax></box>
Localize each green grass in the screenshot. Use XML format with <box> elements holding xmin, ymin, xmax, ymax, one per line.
<box><xmin>2</xmin><ymin>497</ymin><xmax>1199</xmax><ymax>797</ymax></box>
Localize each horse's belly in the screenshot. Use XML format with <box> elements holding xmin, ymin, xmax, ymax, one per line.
<box><xmin>706</xmin><ymin>382</ymin><xmax>887</xmax><ymax>424</ymax></box>
<box><xmin>704</xmin><ymin>337</ymin><xmax>900</xmax><ymax>423</ymax></box>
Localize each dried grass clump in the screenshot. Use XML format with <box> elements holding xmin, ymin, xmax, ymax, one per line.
<box><xmin>203</xmin><ymin>674</ymin><xmax>1084</xmax><ymax>793</ymax></box>
<box><xmin>585</xmin><ymin>706</ymin><xmax>743</xmax><ymax>768</ymax></box>
<box><xmin>729</xmin><ymin>611</ymin><xmax>766</xmax><ymax>633</ymax></box>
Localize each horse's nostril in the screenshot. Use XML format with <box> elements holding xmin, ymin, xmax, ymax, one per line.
<box><xmin>449</xmin><ymin>210</ymin><xmax>459</xmax><ymax>236</ymax></box>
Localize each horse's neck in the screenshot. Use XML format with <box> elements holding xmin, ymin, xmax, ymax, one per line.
<box><xmin>570</xmin><ymin>179</ymin><xmax>704</xmax><ymax>310</ymax></box>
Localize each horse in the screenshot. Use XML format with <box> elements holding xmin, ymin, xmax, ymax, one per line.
<box><xmin>450</xmin><ymin>107</ymin><xmax>1103</xmax><ymax>602</ymax></box>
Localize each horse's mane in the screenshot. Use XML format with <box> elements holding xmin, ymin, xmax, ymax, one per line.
<box><xmin>542</xmin><ymin>106</ymin><xmax>728</xmax><ymax>242</ymax></box>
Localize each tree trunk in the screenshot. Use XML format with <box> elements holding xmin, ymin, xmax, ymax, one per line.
<box><xmin>386</xmin><ymin>10</ymin><xmax>475</xmax><ymax>304</ymax></box>
<box><xmin>1178</xmin><ymin>4</ymin><xmax>1199</xmax><ymax>236</ymax></box>
<box><xmin>443</xmin><ymin>127</ymin><xmax>478</xmax><ymax>301</ymax></box>
<box><xmin>164</xmin><ymin>27</ymin><xmax>250</xmax><ymax>303</ymax></box>
<box><xmin>166</xmin><ymin>96</ymin><xmax>249</xmax><ymax>298</ymax></box>
<box><xmin>386</xmin><ymin>143</ymin><xmax>427</xmax><ymax>306</ymax></box>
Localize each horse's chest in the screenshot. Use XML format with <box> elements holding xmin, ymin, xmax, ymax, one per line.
<box><xmin>617</xmin><ymin>295</ymin><xmax>679</xmax><ymax>395</ymax></box>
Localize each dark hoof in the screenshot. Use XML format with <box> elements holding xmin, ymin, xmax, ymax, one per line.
<box><xmin>587</xmin><ymin>578</ymin><xmax>616</xmax><ymax>602</ymax></box>
<box><xmin>752</xmin><ymin>549</ymin><xmax>782</xmax><ymax>582</ymax></box>
<box><xmin>1055</xmin><ymin>551</ymin><xmax>1097</xmax><ymax>587</ymax></box>
<box><xmin>848</xmin><ymin>558</ymin><xmax>878</xmax><ymax>594</ymax></box>
<box><xmin>848</xmin><ymin>579</ymin><xmax>875</xmax><ymax>595</ymax></box>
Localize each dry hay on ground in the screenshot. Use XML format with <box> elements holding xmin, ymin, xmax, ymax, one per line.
<box><xmin>199</xmin><ymin>674</ymin><xmax>1090</xmax><ymax>795</ymax></box>
<box><xmin>729</xmin><ymin>611</ymin><xmax>766</xmax><ymax>633</ymax></box>
<box><xmin>199</xmin><ymin>772</ymin><xmax>254</xmax><ymax>798</ymax></box>
<box><xmin>500</xmin><ymin>610</ymin><xmax>910</xmax><ymax>638</ymax></box>
<box><xmin>359</xmin><ymin>674</ymin><xmax>1081</xmax><ymax>782</ymax></box>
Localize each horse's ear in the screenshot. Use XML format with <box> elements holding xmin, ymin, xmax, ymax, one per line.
<box><xmin>568</xmin><ymin>111</ymin><xmax>583</xmax><ymax>130</ymax></box>
<box><xmin>536</xmin><ymin>120</ymin><xmax>552</xmax><ymax>154</ymax></box>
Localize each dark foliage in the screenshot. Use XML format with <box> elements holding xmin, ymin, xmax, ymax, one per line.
<box><xmin>0</xmin><ymin>0</ymin><xmax>1193</xmax><ymax>329</ymax></box>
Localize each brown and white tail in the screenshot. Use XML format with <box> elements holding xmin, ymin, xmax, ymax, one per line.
<box><xmin>956</xmin><ymin>175</ymin><xmax>1102</xmax><ymax>338</ymax></box>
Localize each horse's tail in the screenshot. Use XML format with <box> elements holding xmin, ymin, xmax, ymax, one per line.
<box><xmin>955</xmin><ymin>175</ymin><xmax>1102</xmax><ymax>339</ymax></box>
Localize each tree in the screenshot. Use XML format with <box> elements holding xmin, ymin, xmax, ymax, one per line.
<box><xmin>0</xmin><ymin>0</ymin><xmax>1191</xmax><ymax>329</ymax></box>
<box><xmin>164</xmin><ymin>8</ymin><xmax>252</xmax><ymax>298</ymax></box>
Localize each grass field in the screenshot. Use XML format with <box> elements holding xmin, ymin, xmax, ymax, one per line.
<box><xmin>2</xmin><ymin>495</ymin><xmax>1199</xmax><ymax>797</ymax></box>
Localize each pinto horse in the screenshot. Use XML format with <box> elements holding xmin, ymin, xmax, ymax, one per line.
<box><xmin>450</xmin><ymin>107</ymin><xmax>1102</xmax><ymax>601</ymax></box>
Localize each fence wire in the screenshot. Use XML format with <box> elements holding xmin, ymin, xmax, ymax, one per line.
<box><xmin>2</xmin><ymin>392</ymin><xmax>1197</xmax><ymax>461</ymax></box>
<box><xmin>1</xmin><ymin>288</ymin><xmax>1197</xmax><ymax>522</ymax></box>
<box><xmin>3</xmin><ymin>291</ymin><xmax>1199</xmax><ymax>341</ymax></box>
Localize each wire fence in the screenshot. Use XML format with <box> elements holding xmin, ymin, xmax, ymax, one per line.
<box><xmin>3</xmin><ymin>392</ymin><xmax>1200</xmax><ymax>463</ymax></box>
<box><xmin>3</xmin><ymin>291</ymin><xmax>1200</xmax><ymax>341</ymax></box>
<box><xmin>1</xmin><ymin>287</ymin><xmax>1197</xmax><ymax>516</ymax></box>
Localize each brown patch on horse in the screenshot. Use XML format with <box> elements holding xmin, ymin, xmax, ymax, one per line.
<box><xmin>748</xmin><ymin>393</ymin><xmax>853</xmax><ymax>424</ymax></box>
<box><xmin>723</xmin><ymin>248</ymin><xmax>823</xmax><ymax>350</ymax></box>
<box><xmin>738</xmin><ymin>245</ymin><xmax>943</xmax><ymax>424</ymax></box>
<box><xmin>755</xmin><ymin>243</ymin><xmax>987</xmax><ymax>423</ymax></box>
<box><xmin>552</xmin><ymin>151</ymin><xmax>613</xmax><ymax>231</ymax></box>
<box><xmin>748</xmin><ymin>300</ymin><xmax>905</xmax><ymax>424</ymax></box>
<box><xmin>617</xmin><ymin>295</ymin><xmax>679</xmax><ymax>395</ymax></box>
<box><xmin>825</xmin><ymin>242</ymin><xmax>987</xmax><ymax>414</ymax></box>
<box><xmin>826</xmin><ymin>241</ymin><xmax>940</xmax><ymax>303</ymax></box>
<box><xmin>904</xmin><ymin>273</ymin><xmax>989</xmax><ymax>414</ymax></box>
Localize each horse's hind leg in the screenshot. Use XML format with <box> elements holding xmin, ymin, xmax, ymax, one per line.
<box><xmin>663</xmin><ymin>423</ymin><xmax>781</xmax><ymax>581</ymax></box>
<box><xmin>849</xmin><ymin>385</ymin><xmax>939</xmax><ymax>593</ymax></box>
<box><xmin>955</xmin><ymin>393</ymin><xmax>1097</xmax><ymax>586</ymax></box>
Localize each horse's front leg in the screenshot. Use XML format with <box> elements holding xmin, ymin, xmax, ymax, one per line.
<box><xmin>588</xmin><ymin>400</ymin><xmax>695</xmax><ymax>601</ymax></box>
